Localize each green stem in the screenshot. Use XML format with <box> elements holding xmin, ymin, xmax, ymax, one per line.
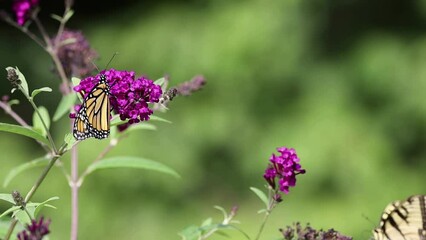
<box><xmin>4</xmin><ymin>155</ymin><xmax>61</xmax><ymax>240</ymax></box>
<box><xmin>254</xmin><ymin>211</ymin><xmax>270</xmax><ymax>240</ymax></box>
<box><xmin>4</xmin><ymin>219</ymin><xmax>17</xmax><ymax>240</ymax></box>
<box><xmin>24</xmin><ymin>155</ymin><xmax>61</xmax><ymax>203</ymax></box>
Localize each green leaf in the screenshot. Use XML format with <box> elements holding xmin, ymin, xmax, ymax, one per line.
<box><xmin>201</xmin><ymin>218</ymin><xmax>213</xmax><ymax>227</ymax></box>
<box><xmin>50</xmin><ymin>14</ymin><xmax>62</xmax><ymax>21</ymax></box>
<box><xmin>28</xmin><ymin>196</ymin><xmax>59</xmax><ymax>217</ymax></box>
<box><xmin>3</xmin><ymin>157</ymin><xmax>50</xmax><ymax>188</ymax></box>
<box><xmin>14</xmin><ymin>209</ymin><xmax>31</xmax><ymax>224</ymax></box>
<box><xmin>0</xmin><ymin>206</ymin><xmax>21</xmax><ymax>220</ymax></box>
<box><xmin>63</xmin><ymin>133</ymin><xmax>76</xmax><ymax>151</ymax></box>
<box><xmin>214</xmin><ymin>206</ymin><xmax>228</xmax><ymax>220</ymax></box>
<box><xmin>119</xmin><ymin>123</ymin><xmax>157</xmax><ymax>134</ymax></box>
<box><xmin>110</xmin><ymin>117</ymin><xmax>126</xmax><ymax>127</ymax></box>
<box><xmin>53</xmin><ymin>93</ymin><xmax>76</xmax><ymax>121</ymax></box>
<box><xmin>6</xmin><ymin>67</ymin><xmax>29</xmax><ymax>96</ymax></box>
<box><xmin>154</xmin><ymin>77</ymin><xmax>166</xmax><ymax>86</ymax></box>
<box><xmin>0</xmin><ymin>194</ymin><xmax>14</xmax><ymax>204</ymax></box>
<box><xmin>8</xmin><ymin>99</ymin><xmax>20</xmax><ymax>106</ymax></box>
<box><xmin>84</xmin><ymin>156</ymin><xmax>180</xmax><ymax>180</ymax></box>
<box><xmin>63</xmin><ymin>10</ymin><xmax>74</xmax><ymax>22</ymax></box>
<box><xmin>179</xmin><ymin>225</ymin><xmax>201</xmax><ymax>240</ymax></box>
<box><xmin>250</xmin><ymin>187</ymin><xmax>269</xmax><ymax>208</ymax></box>
<box><xmin>0</xmin><ymin>123</ymin><xmax>49</xmax><ymax>145</ymax></box>
<box><xmin>71</xmin><ymin>77</ymin><xmax>81</xmax><ymax>87</ymax></box>
<box><xmin>31</xmin><ymin>87</ymin><xmax>52</xmax><ymax>99</ymax></box>
<box><xmin>32</xmin><ymin>106</ymin><xmax>50</xmax><ymax>137</ymax></box>
<box><xmin>149</xmin><ymin>115</ymin><xmax>172</xmax><ymax>123</ymax></box>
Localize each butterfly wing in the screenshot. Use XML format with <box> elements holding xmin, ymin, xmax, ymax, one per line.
<box><xmin>373</xmin><ymin>195</ymin><xmax>426</xmax><ymax>240</ymax></box>
<box><xmin>73</xmin><ymin>75</ymin><xmax>111</xmax><ymax>140</ymax></box>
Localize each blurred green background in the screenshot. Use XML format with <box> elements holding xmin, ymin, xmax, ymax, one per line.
<box><xmin>1</xmin><ymin>0</ymin><xmax>426</xmax><ymax>239</ymax></box>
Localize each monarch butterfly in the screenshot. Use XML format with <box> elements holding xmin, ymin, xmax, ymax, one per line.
<box><xmin>373</xmin><ymin>195</ymin><xmax>426</xmax><ymax>240</ymax></box>
<box><xmin>73</xmin><ymin>74</ymin><xmax>111</xmax><ymax>140</ymax></box>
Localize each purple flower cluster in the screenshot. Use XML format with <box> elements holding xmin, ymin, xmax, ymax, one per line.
<box><xmin>17</xmin><ymin>217</ymin><xmax>50</xmax><ymax>240</ymax></box>
<box><xmin>54</xmin><ymin>29</ymin><xmax>98</xmax><ymax>78</ymax></box>
<box><xmin>73</xmin><ymin>69</ymin><xmax>162</xmax><ymax>130</ymax></box>
<box><xmin>280</xmin><ymin>222</ymin><xmax>352</xmax><ymax>240</ymax></box>
<box><xmin>12</xmin><ymin>0</ymin><xmax>38</xmax><ymax>26</ymax></box>
<box><xmin>264</xmin><ymin>147</ymin><xmax>305</xmax><ymax>194</ymax></box>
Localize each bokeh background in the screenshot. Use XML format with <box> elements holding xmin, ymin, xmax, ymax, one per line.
<box><xmin>1</xmin><ymin>0</ymin><xmax>426</xmax><ymax>239</ymax></box>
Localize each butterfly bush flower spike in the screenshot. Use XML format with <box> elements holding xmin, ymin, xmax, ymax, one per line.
<box><xmin>280</xmin><ymin>222</ymin><xmax>352</xmax><ymax>240</ymax></box>
<box><xmin>264</xmin><ymin>147</ymin><xmax>305</xmax><ymax>196</ymax></box>
<box><xmin>17</xmin><ymin>217</ymin><xmax>51</xmax><ymax>240</ymax></box>
<box><xmin>73</xmin><ymin>69</ymin><xmax>162</xmax><ymax>131</ymax></box>
<box><xmin>13</xmin><ymin>0</ymin><xmax>38</xmax><ymax>26</ymax></box>
<box><xmin>54</xmin><ymin>29</ymin><xmax>98</xmax><ymax>78</ymax></box>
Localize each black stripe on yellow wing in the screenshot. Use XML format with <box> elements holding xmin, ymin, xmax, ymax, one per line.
<box><xmin>73</xmin><ymin>74</ymin><xmax>111</xmax><ymax>140</ymax></box>
<box><xmin>373</xmin><ymin>195</ymin><xmax>426</xmax><ymax>240</ymax></box>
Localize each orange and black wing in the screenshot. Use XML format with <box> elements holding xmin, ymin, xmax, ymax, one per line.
<box><xmin>73</xmin><ymin>74</ymin><xmax>111</xmax><ymax>140</ymax></box>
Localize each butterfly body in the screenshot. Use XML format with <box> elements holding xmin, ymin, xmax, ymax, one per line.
<box><xmin>373</xmin><ymin>195</ymin><xmax>426</xmax><ymax>240</ymax></box>
<box><xmin>73</xmin><ymin>74</ymin><xmax>111</xmax><ymax>140</ymax></box>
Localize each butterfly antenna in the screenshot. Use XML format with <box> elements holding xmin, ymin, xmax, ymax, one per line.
<box><xmin>105</xmin><ymin>52</ymin><xmax>119</xmax><ymax>70</ymax></box>
<box><xmin>362</xmin><ymin>213</ymin><xmax>376</xmax><ymax>227</ymax></box>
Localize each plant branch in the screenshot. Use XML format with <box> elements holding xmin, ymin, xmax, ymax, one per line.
<box><xmin>77</xmin><ymin>137</ymin><xmax>120</xmax><ymax>186</ymax></box>
<box><xmin>4</xmin><ymin>220</ymin><xmax>18</xmax><ymax>240</ymax></box>
<box><xmin>70</xmin><ymin>143</ymin><xmax>78</xmax><ymax>240</ymax></box>
<box><xmin>0</xmin><ymin>101</ymin><xmax>29</xmax><ymax>127</ymax></box>
<box><xmin>5</xmin><ymin>154</ymin><xmax>62</xmax><ymax>239</ymax></box>
<box><xmin>32</xmin><ymin>13</ymin><xmax>70</xmax><ymax>94</ymax></box>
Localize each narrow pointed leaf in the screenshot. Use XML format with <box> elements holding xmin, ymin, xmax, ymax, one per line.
<box><xmin>214</xmin><ymin>206</ymin><xmax>228</xmax><ymax>220</ymax></box>
<box><xmin>0</xmin><ymin>123</ymin><xmax>49</xmax><ymax>145</ymax></box>
<box><xmin>84</xmin><ymin>156</ymin><xmax>180</xmax><ymax>179</ymax></box>
<box><xmin>250</xmin><ymin>187</ymin><xmax>269</xmax><ymax>208</ymax></box>
<box><xmin>30</xmin><ymin>196</ymin><xmax>59</xmax><ymax>216</ymax></box>
<box><xmin>150</xmin><ymin>115</ymin><xmax>171</xmax><ymax>123</ymax></box>
<box><xmin>31</xmin><ymin>87</ymin><xmax>52</xmax><ymax>99</ymax></box>
<box><xmin>119</xmin><ymin>123</ymin><xmax>156</xmax><ymax>135</ymax></box>
<box><xmin>14</xmin><ymin>209</ymin><xmax>31</xmax><ymax>224</ymax></box>
<box><xmin>53</xmin><ymin>93</ymin><xmax>76</xmax><ymax>121</ymax></box>
<box><xmin>63</xmin><ymin>9</ymin><xmax>74</xmax><ymax>22</ymax></box>
<box><xmin>50</xmin><ymin>14</ymin><xmax>62</xmax><ymax>21</ymax></box>
<box><xmin>64</xmin><ymin>133</ymin><xmax>76</xmax><ymax>151</ymax></box>
<box><xmin>32</xmin><ymin>106</ymin><xmax>50</xmax><ymax>137</ymax></box>
<box><xmin>3</xmin><ymin>157</ymin><xmax>50</xmax><ymax>188</ymax></box>
<box><xmin>154</xmin><ymin>77</ymin><xmax>166</xmax><ymax>86</ymax></box>
<box><xmin>201</xmin><ymin>218</ymin><xmax>212</xmax><ymax>227</ymax></box>
<box><xmin>0</xmin><ymin>194</ymin><xmax>14</xmax><ymax>204</ymax></box>
<box><xmin>8</xmin><ymin>99</ymin><xmax>19</xmax><ymax>106</ymax></box>
<box><xmin>0</xmin><ymin>206</ymin><xmax>21</xmax><ymax>219</ymax></box>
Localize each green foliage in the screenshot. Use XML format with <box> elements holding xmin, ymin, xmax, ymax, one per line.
<box><xmin>53</xmin><ymin>94</ymin><xmax>77</xmax><ymax>121</ymax></box>
<box><xmin>3</xmin><ymin>157</ymin><xmax>50</xmax><ymax>188</ymax></box>
<box><xmin>32</xmin><ymin>106</ymin><xmax>50</xmax><ymax>137</ymax></box>
<box><xmin>0</xmin><ymin>123</ymin><xmax>49</xmax><ymax>145</ymax></box>
<box><xmin>81</xmin><ymin>156</ymin><xmax>180</xmax><ymax>184</ymax></box>
<box><xmin>250</xmin><ymin>187</ymin><xmax>269</xmax><ymax>209</ymax></box>
<box><xmin>31</xmin><ymin>87</ymin><xmax>52</xmax><ymax>99</ymax></box>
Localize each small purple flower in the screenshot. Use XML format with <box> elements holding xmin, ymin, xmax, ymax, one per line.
<box><xmin>176</xmin><ymin>75</ymin><xmax>206</xmax><ymax>96</ymax></box>
<box><xmin>12</xmin><ymin>0</ymin><xmax>38</xmax><ymax>26</ymax></box>
<box><xmin>263</xmin><ymin>147</ymin><xmax>305</xmax><ymax>194</ymax></box>
<box><xmin>54</xmin><ymin>29</ymin><xmax>98</xmax><ymax>78</ymax></box>
<box><xmin>73</xmin><ymin>69</ymin><xmax>162</xmax><ymax>130</ymax></box>
<box><xmin>280</xmin><ymin>222</ymin><xmax>353</xmax><ymax>240</ymax></box>
<box><xmin>17</xmin><ymin>217</ymin><xmax>50</xmax><ymax>240</ymax></box>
